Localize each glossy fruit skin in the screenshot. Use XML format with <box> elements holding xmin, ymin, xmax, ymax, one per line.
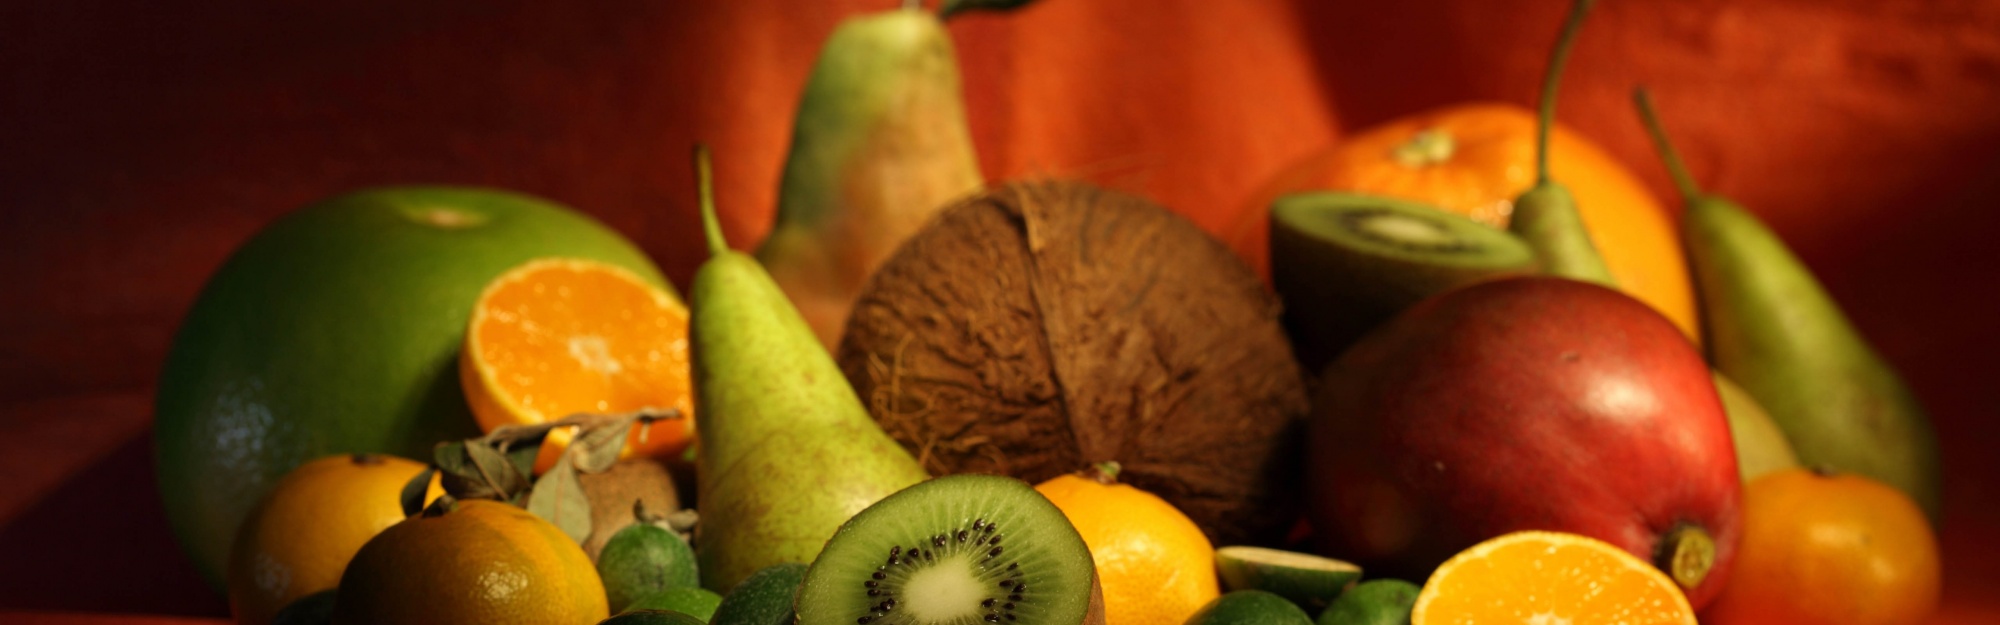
<box><xmin>155</xmin><ymin>186</ymin><xmax>664</xmax><ymax>588</ymax></box>
<box><xmin>225</xmin><ymin>454</ymin><xmax>440</xmax><ymax>625</ymax></box>
<box><xmin>1186</xmin><ymin>590</ymin><xmax>1314</xmax><ymax>625</ymax></box>
<box><xmin>708</xmin><ymin>563</ymin><xmax>807</xmax><ymax>625</ymax></box>
<box><xmin>333</xmin><ymin>499</ymin><xmax>609</xmax><ymax>625</ymax></box>
<box><xmin>1702</xmin><ymin>469</ymin><xmax>1940</xmax><ymax>625</ymax></box>
<box><xmin>1230</xmin><ymin>103</ymin><xmax>1696</xmax><ymax>341</ymax></box>
<box><xmin>1306</xmin><ymin>277</ymin><xmax>1740</xmax><ymax>610</ymax></box>
<box><xmin>1036</xmin><ymin>473</ymin><xmax>1221</xmax><ymax>625</ymax></box>
<box><xmin>597</xmin><ymin>523</ymin><xmax>699</xmax><ymax>613</ymax></box>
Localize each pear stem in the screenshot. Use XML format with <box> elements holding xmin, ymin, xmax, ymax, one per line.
<box><xmin>1632</xmin><ymin>88</ymin><xmax>1706</xmax><ymax>201</ymax></box>
<box><xmin>1536</xmin><ymin>0</ymin><xmax>1596</xmax><ymax>186</ymax></box>
<box><xmin>694</xmin><ymin>144</ymin><xmax>728</xmax><ymax>257</ymax></box>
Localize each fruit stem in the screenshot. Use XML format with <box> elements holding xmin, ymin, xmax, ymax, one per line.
<box><xmin>1089</xmin><ymin>461</ymin><xmax>1122</xmax><ymax>484</ymax></box>
<box><xmin>1654</xmin><ymin>523</ymin><xmax>1716</xmax><ymax>591</ymax></box>
<box><xmin>1631</xmin><ymin>88</ymin><xmax>1707</xmax><ymax>202</ymax></box>
<box><xmin>695</xmin><ymin>144</ymin><xmax>729</xmax><ymax>257</ymax></box>
<box><xmin>1536</xmin><ymin>0</ymin><xmax>1595</xmax><ymax>185</ymax></box>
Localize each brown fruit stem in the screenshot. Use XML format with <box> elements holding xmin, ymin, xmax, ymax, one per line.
<box><xmin>350</xmin><ymin>452</ymin><xmax>385</xmax><ymax>466</ymax></box>
<box><xmin>1654</xmin><ymin>523</ymin><xmax>1716</xmax><ymax>591</ymax></box>
<box><xmin>421</xmin><ymin>494</ymin><xmax>459</xmax><ymax>518</ymax></box>
<box><xmin>1390</xmin><ymin>129</ymin><xmax>1456</xmax><ymax>168</ymax></box>
<box><xmin>1087</xmin><ymin>461</ymin><xmax>1122</xmax><ymax>484</ymax></box>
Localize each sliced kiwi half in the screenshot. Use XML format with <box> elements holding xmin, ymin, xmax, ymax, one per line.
<box><xmin>795</xmin><ymin>474</ymin><xmax>1102</xmax><ymax>625</ymax></box>
<box><xmin>1269</xmin><ymin>192</ymin><xmax>1539</xmax><ymax>372</ymax></box>
<box><xmin>1214</xmin><ymin>546</ymin><xmax>1363</xmax><ymax>614</ymax></box>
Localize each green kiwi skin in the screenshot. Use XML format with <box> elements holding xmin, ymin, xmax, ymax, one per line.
<box><xmin>1269</xmin><ymin>192</ymin><xmax>1539</xmax><ymax>372</ymax></box>
<box><xmin>1315</xmin><ymin>580</ymin><xmax>1419</xmax><ymax>625</ymax></box>
<box><xmin>712</xmin><ymin>563</ymin><xmax>808</xmax><ymax>625</ymax></box>
<box><xmin>1187</xmin><ymin>590</ymin><xmax>1315</xmax><ymax>625</ymax></box>
<box><xmin>1213</xmin><ymin>546</ymin><xmax>1362</xmax><ymax>615</ymax></box>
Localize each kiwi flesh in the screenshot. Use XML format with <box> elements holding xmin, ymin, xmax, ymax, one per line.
<box><xmin>795</xmin><ymin>474</ymin><xmax>1103</xmax><ymax>625</ymax></box>
<box><xmin>1269</xmin><ymin>192</ymin><xmax>1539</xmax><ymax>372</ymax></box>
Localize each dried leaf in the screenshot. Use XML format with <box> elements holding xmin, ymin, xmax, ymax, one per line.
<box><xmin>571</xmin><ymin>414</ymin><xmax>643</xmax><ymax>474</ymax></box>
<box><xmin>527</xmin><ymin>452</ymin><xmax>592</xmax><ymax>544</ymax></box>
<box><xmin>399</xmin><ymin>467</ymin><xmax>436</xmax><ymax>518</ymax></box>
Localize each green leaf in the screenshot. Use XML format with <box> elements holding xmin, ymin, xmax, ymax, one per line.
<box><xmin>527</xmin><ymin>452</ymin><xmax>592</xmax><ymax>544</ymax></box>
<box><xmin>504</xmin><ymin>439</ymin><xmax>541</xmax><ymax>479</ymax></box>
<box><xmin>940</xmin><ymin>0</ymin><xmax>1039</xmax><ymax>19</ymax></box>
<box><xmin>399</xmin><ymin>467</ymin><xmax>436</xmax><ymax>518</ymax></box>
<box><xmin>465</xmin><ymin>439</ymin><xmax>529</xmax><ymax>495</ymax></box>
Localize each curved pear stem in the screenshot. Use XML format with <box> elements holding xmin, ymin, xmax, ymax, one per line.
<box><xmin>1536</xmin><ymin>0</ymin><xmax>1596</xmax><ymax>185</ymax></box>
<box><xmin>1631</xmin><ymin>88</ymin><xmax>1706</xmax><ymax>202</ymax></box>
<box><xmin>694</xmin><ymin>144</ymin><xmax>728</xmax><ymax>257</ymax></box>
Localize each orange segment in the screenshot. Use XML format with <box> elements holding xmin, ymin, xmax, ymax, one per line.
<box><xmin>1413</xmin><ymin>531</ymin><xmax>1696</xmax><ymax>625</ymax></box>
<box><xmin>461</xmin><ymin>258</ymin><xmax>693</xmax><ymax>473</ymax></box>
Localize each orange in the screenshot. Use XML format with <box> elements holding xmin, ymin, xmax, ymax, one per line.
<box><xmin>225</xmin><ymin>453</ymin><xmax>442</xmax><ymax>625</ymax></box>
<box><xmin>1702</xmin><ymin>468</ymin><xmax>1940</xmax><ymax>625</ymax></box>
<box><xmin>1034</xmin><ymin>464</ymin><xmax>1220</xmax><ymax>625</ymax></box>
<box><xmin>461</xmin><ymin>258</ymin><xmax>695</xmax><ymax>473</ymax></box>
<box><xmin>333</xmin><ymin>498</ymin><xmax>608</xmax><ymax>625</ymax></box>
<box><xmin>1229</xmin><ymin>102</ymin><xmax>1698</xmax><ymax>341</ymax></box>
<box><xmin>1412</xmin><ymin>531</ymin><xmax>1697</xmax><ymax>625</ymax></box>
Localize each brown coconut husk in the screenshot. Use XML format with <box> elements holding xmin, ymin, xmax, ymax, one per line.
<box><xmin>837</xmin><ymin>179</ymin><xmax>1311</xmax><ymax>545</ymax></box>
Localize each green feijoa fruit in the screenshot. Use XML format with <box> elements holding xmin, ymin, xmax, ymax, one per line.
<box><xmin>795</xmin><ymin>474</ymin><xmax>1100</xmax><ymax>625</ymax></box>
<box><xmin>625</xmin><ymin>587</ymin><xmax>725</xmax><ymax>622</ymax></box>
<box><xmin>1188</xmin><ymin>590</ymin><xmax>1314</xmax><ymax>625</ymax></box>
<box><xmin>600</xmin><ymin>522</ymin><xmax>700</xmax><ymax>611</ymax></box>
<box><xmin>1316</xmin><ymin>580</ymin><xmax>1418</xmax><ymax>625</ymax></box>
<box><xmin>600</xmin><ymin>609</ymin><xmax>709</xmax><ymax>625</ymax></box>
<box><xmin>711</xmin><ymin>563</ymin><xmax>809</xmax><ymax>625</ymax></box>
<box><xmin>1214</xmin><ymin>546</ymin><xmax>1363</xmax><ymax>613</ymax></box>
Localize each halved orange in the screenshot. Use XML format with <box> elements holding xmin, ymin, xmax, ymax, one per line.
<box><xmin>1413</xmin><ymin>531</ymin><xmax>1697</xmax><ymax>625</ymax></box>
<box><xmin>460</xmin><ymin>258</ymin><xmax>694</xmax><ymax>473</ymax></box>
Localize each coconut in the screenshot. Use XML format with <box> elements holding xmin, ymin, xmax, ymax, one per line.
<box><xmin>836</xmin><ymin>180</ymin><xmax>1311</xmax><ymax>544</ymax></box>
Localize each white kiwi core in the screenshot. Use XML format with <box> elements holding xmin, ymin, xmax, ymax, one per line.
<box><xmin>899</xmin><ymin>553</ymin><xmax>986</xmax><ymax>622</ymax></box>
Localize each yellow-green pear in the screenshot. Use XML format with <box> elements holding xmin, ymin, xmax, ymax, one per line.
<box><xmin>687</xmin><ymin>148</ymin><xmax>928</xmax><ymax>593</ymax></box>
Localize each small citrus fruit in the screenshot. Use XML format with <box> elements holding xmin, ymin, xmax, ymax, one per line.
<box><xmin>334</xmin><ymin>498</ymin><xmax>609</xmax><ymax>625</ymax></box>
<box><xmin>1411</xmin><ymin>531</ymin><xmax>1696</xmax><ymax>625</ymax></box>
<box><xmin>1702</xmin><ymin>468</ymin><xmax>1940</xmax><ymax>625</ymax></box>
<box><xmin>1034</xmin><ymin>463</ymin><xmax>1220</xmax><ymax>625</ymax></box>
<box><xmin>225</xmin><ymin>453</ymin><xmax>441</xmax><ymax>625</ymax></box>
<box><xmin>461</xmin><ymin>258</ymin><xmax>694</xmax><ymax>473</ymax></box>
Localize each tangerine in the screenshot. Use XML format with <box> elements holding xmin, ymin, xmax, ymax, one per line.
<box><xmin>1034</xmin><ymin>464</ymin><xmax>1220</xmax><ymax>625</ymax></box>
<box><xmin>225</xmin><ymin>453</ymin><xmax>441</xmax><ymax>625</ymax></box>
<box><xmin>1701</xmin><ymin>468</ymin><xmax>1940</xmax><ymax>625</ymax></box>
<box><xmin>333</xmin><ymin>498</ymin><xmax>609</xmax><ymax>625</ymax></box>
<box><xmin>1412</xmin><ymin>531</ymin><xmax>1697</xmax><ymax>625</ymax></box>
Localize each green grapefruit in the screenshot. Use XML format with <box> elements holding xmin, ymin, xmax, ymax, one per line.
<box><xmin>154</xmin><ymin>186</ymin><xmax>668</xmax><ymax>589</ymax></box>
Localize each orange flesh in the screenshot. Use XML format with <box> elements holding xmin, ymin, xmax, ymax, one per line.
<box><xmin>466</xmin><ymin>259</ymin><xmax>693</xmax><ymax>469</ymax></box>
<box><xmin>1414</xmin><ymin>531</ymin><xmax>1696</xmax><ymax>625</ymax></box>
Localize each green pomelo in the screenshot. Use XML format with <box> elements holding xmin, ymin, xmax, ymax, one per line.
<box><xmin>601</xmin><ymin>523</ymin><xmax>702</xmax><ymax>613</ymax></box>
<box><xmin>625</xmin><ymin>588</ymin><xmax>725</xmax><ymax>622</ymax></box>
<box><xmin>601</xmin><ymin>609</ymin><xmax>710</xmax><ymax>625</ymax></box>
<box><xmin>1187</xmin><ymin>590</ymin><xmax>1314</xmax><ymax>625</ymax></box>
<box><xmin>1316</xmin><ymin>579</ymin><xmax>1417</xmax><ymax>625</ymax></box>
<box><xmin>1214</xmin><ymin>546</ymin><xmax>1362</xmax><ymax>614</ymax></box>
<box><xmin>710</xmin><ymin>563</ymin><xmax>808</xmax><ymax>625</ymax></box>
<box><xmin>155</xmin><ymin>186</ymin><xmax>667</xmax><ymax>589</ymax></box>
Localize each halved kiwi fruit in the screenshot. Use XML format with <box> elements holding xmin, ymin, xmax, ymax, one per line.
<box><xmin>1269</xmin><ymin>192</ymin><xmax>1539</xmax><ymax>371</ymax></box>
<box><xmin>795</xmin><ymin>474</ymin><xmax>1103</xmax><ymax>625</ymax></box>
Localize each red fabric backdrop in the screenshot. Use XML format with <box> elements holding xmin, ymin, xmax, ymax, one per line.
<box><xmin>1</xmin><ymin>0</ymin><xmax>1996</xmax><ymax>621</ymax></box>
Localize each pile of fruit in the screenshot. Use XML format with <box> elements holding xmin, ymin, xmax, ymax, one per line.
<box><xmin>153</xmin><ymin>1</ymin><xmax>1945</xmax><ymax>624</ymax></box>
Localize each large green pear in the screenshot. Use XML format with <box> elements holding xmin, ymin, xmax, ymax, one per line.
<box><xmin>688</xmin><ymin>149</ymin><xmax>928</xmax><ymax>593</ymax></box>
<box><xmin>1636</xmin><ymin>91</ymin><xmax>1941</xmax><ymax>518</ymax></box>
<box><xmin>756</xmin><ymin>7</ymin><xmax>983</xmax><ymax>349</ymax></box>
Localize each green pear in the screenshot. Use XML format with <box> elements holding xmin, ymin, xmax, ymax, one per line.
<box><xmin>1507</xmin><ymin>0</ymin><xmax>1617</xmax><ymax>287</ymax></box>
<box><xmin>756</xmin><ymin>7</ymin><xmax>983</xmax><ymax>349</ymax></box>
<box><xmin>1712</xmin><ymin>372</ymin><xmax>1799</xmax><ymax>483</ymax></box>
<box><xmin>1635</xmin><ymin>91</ymin><xmax>1942</xmax><ymax>518</ymax></box>
<box><xmin>687</xmin><ymin>148</ymin><xmax>929</xmax><ymax>593</ymax></box>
